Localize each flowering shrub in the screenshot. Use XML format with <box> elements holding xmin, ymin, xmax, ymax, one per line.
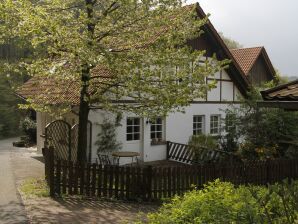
<box><xmin>136</xmin><ymin>180</ymin><xmax>298</xmax><ymax>224</ymax></box>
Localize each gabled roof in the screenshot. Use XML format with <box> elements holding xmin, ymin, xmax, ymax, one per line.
<box><xmin>230</xmin><ymin>47</ymin><xmax>263</xmax><ymax>75</ymax></box>
<box><xmin>194</xmin><ymin>3</ymin><xmax>249</xmax><ymax>95</ymax></box>
<box><xmin>16</xmin><ymin>3</ymin><xmax>250</xmax><ymax>106</ymax></box>
<box><xmin>261</xmin><ymin>79</ymin><xmax>298</xmax><ymax>101</ymax></box>
<box><xmin>230</xmin><ymin>47</ymin><xmax>275</xmax><ymax>79</ymax></box>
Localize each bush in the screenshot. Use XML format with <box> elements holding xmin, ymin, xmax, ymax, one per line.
<box><xmin>188</xmin><ymin>134</ymin><xmax>217</xmax><ymax>151</ymax></box>
<box><xmin>19</xmin><ymin>116</ymin><xmax>37</xmax><ymax>143</ymax></box>
<box><xmin>224</xmin><ymin>88</ymin><xmax>298</xmax><ymax>160</ymax></box>
<box><xmin>139</xmin><ymin>180</ymin><xmax>298</xmax><ymax>224</ymax></box>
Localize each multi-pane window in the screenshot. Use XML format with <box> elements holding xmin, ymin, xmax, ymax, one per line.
<box><xmin>193</xmin><ymin>115</ymin><xmax>205</xmax><ymax>135</ymax></box>
<box><xmin>151</xmin><ymin>118</ymin><xmax>163</xmax><ymax>140</ymax></box>
<box><xmin>210</xmin><ymin>115</ymin><xmax>221</xmax><ymax>135</ymax></box>
<box><xmin>126</xmin><ymin>117</ymin><xmax>141</xmax><ymax>141</ymax></box>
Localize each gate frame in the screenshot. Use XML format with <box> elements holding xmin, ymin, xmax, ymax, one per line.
<box><xmin>45</xmin><ymin>120</ymin><xmax>72</xmax><ymax>161</ymax></box>
<box><xmin>45</xmin><ymin>119</ymin><xmax>92</xmax><ymax>162</ymax></box>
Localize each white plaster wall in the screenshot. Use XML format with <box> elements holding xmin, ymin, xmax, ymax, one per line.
<box><xmin>166</xmin><ymin>104</ymin><xmax>228</xmax><ymax>144</ymax></box>
<box><xmin>221</xmin><ymin>70</ymin><xmax>231</xmax><ymax>80</ymax></box>
<box><xmin>88</xmin><ymin>103</ymin><xmax>240</xmax><ymax>164</ymax></box>
<box><xmin>222</xmin><ymin>82</ymin><xmax>234</xmax><ymax>101</ymax></box>
<box><xmin>88</xmin><ymin>110</ymin><xmax>146</xmax><ymax>164</ymax></box>
<box><xmin>207</xmin><ymin>83</ymin><xmax>220</xmax><ymax>101</ymax></box>
<box><xmin>36</xmin><ymin>112</ymin><xmax>43</xmax><ymax>153</ymax></box>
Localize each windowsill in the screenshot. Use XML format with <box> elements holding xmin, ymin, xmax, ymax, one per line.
<box><xmin>151</xmin><ymin>140</ymin><xmax>167</xmax><ymax>146</ymax></box>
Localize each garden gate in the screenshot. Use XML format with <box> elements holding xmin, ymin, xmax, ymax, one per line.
<box><xmin>45</xmin><ymin>120</ymin><xmax>92</xmax><ymax>162</ymax></box>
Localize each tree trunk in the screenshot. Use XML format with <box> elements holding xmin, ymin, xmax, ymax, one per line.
<box><xmin>77</xmin><ymin>69</ymin><xmax>90</xmax><ymax>163</ymax></box>
<box><xmin>77</xmin><ymin>0</ymin><xmax>95</xmax><ymax>163</ymax></box>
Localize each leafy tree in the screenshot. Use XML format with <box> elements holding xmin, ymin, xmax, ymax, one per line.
<box><xmin>0</xmin><ymin>39</ymin><xmax>31</xmax><ymax>138</ymax></box>
<box><xmin>263</xmin><ymin>68</ymin><xmax>289</xmax><ymax>88</ymax></box>
<box><xmin>225</xmin><ymin>88</ymin><xmax>298</xmax><ymax>160</ymax></box>
<box><xmin>219</xmin><ymin>32</ymin><xmax>243</xmax><ymax>49</ymax></box>
<box><xmin>0</xmin><ymin>76</ymin><xmax>21</xmax><ymax>138</ymax></box>
<box><xmin>0</xmin><ymin>1</ymin><xmax>227</xmax><ymax>162</ymax></box>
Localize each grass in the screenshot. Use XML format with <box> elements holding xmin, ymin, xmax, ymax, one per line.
<box><xmin>20</xmin><ymin>178</ymin><xmax>50</xmax><ymax>198</ymax></box>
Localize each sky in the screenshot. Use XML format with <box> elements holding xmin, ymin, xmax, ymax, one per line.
<box><xmin>187</xmin><ymin>0</ymin><xmax>298</xmax><ymax>77</ymax></box>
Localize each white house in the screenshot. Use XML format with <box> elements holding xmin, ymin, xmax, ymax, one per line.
<box><xmin>17</xmin><ymin>4</ymin><xmax>275</xmax><ymax>164</ymax></box>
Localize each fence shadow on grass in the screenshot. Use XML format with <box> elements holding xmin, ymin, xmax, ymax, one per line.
<box><xmin>23</xmin><ymin>196</ymin><xmax>157</xmax><ymax>224</ymax></box>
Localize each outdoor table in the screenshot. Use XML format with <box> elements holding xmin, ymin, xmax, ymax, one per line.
<box><xmin>112</xmin><ymin>151</ymin><xmax>140</xmax><ymax>165</ymax></box>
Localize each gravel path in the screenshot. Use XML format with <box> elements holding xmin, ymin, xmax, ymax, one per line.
<box><xmin>0</xmin><ymin>138</ymin><xmax>30</xmax><ymax>224</ymax></box>
<box><xmin>6</xmin><ymin>138</ymin><xmax>158</xmax><ymax>224</ymax></box>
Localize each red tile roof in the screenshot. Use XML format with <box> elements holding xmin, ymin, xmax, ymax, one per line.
<box><xmin>16</xmin><ymin>66</ymin><xmax>113</xmax><ymax>105</ymax></box>
<box><xmin>230</xmin><ymin>47</ymin><xmax>263</xmax><ymax>75</ymax></box>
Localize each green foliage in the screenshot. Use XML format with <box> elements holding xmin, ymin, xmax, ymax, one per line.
<box><xmin>225</xmin><ymin>88</ymin><xmax>298</xmax><ymax>160</ymax></box>
<box><xmin>19</xmin><ymin>116</ymin><xmax>36</xmax><ymax>131</ymax></box>
<box><xmin>219</xmin><ymin>32</ymin><xmax>243</xmax><ymax>49</ymax></box>
<box><xmin>264</xmin><ymin>69</ymin><xmax>292</xmax><ymax>88</ymax></box>
<box><xmin>0</xmin><ymin>75</ymin><xmax>23</xmax><ymax>138</ymax></box>
<box><xmin>139</xmin><ymin>180</ymin><xmax>298</xmax><ymax>224</ymax></box>
<box><xmin>95</xmin><ymin>115</ymin><xmax>122</xmax><ymax>154</ymax></box>
<box><xmin>20</xmin><ymin>178</ymin><xmax>49</xmax><ymax>198</ymax></box>
<box><xmin>188</xmin><ymin>134</ymin><xmax>217</xmax><ymax>150</ymax></box>
<box><xmin>188</xmin><ymin>134</ymin><xmax>233</xmax><ymax>164</ymax></box>
<box><xmin>0</xmin><ymin>28</ymin><xmax>31</xmax><ymax>139</ymax></box>
<box><xmin>0</xmin><ymin>1</ymin><xmax>227</xmax><ymax>118</ymax></box>
<box><xmin>19</xmin><ymin>116</ymin><xmax>37</xmax><ymax>143</ymax></box>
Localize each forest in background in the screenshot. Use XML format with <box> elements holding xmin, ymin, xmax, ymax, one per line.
<box><xmin>0</xmin><ymin>42</ymin><xmax>30</xmax><ymax>139</ymax></box>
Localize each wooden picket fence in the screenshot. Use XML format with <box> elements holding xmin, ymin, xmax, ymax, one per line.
<box><xmin>44</xmin><ymin>146</ymin><xmax>298</xmax><ymax>201</ymax></box>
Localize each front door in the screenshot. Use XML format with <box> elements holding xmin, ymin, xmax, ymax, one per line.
<box><xmin>125</xmin><ymin>117</ymin><xmax>143</xmax><ymax>163</ymax></box>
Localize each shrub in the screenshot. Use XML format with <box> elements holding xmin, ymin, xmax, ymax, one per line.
<box><xmin>95</xmin><ymin>115</ymin><xmax>122</xmax><ymax>154</ymax></box>
<box><xmin>224</xmin><ymin>88</ymin><xmax>298</xmax><ymax>160</ymax></box>
<box><xmin>19</xmin><ymin>116</ymin><xmax>37</xmax><ymax>143</ymax></box>
<box><xmin>139</xmin><ymin>180</ymin><xmax>298</xmax><ymax>224</ymax></box>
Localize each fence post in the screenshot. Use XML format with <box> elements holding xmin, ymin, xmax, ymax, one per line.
<box><xmin>266</xmin><ymin>160</ymin><xmax>271</xmax><ymax>184</ymax></box>
<box><xmin>166</xmin><ymin>141</ymin><xmax>170</xmax><ymax>160</ymax></box>
<box><xmin>147</xmin><ymin>166</ymin><xmax>153</xmax><ymax>201</ymax></box>
<box><xmin>47</xmin><ymin>146</ymin><xmax>55</xmax><ymax>197</ymax></box>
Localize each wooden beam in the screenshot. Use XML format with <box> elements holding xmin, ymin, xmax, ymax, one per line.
<box><xmin>257</xmin><ymin>101</ymin><xmax>298</xmax><ymax>111</ymax></box>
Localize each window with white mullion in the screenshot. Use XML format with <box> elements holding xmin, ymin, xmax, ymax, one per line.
<box><xmin>126</xmin><ymin>117</ymin><xmax>141</xmax><ymax>141</ymax></box>
<box><xmin>150</xmin><ymin>117</ymin><xmax>163</xmax><ymax>140</ymax></box>
<box><xmin>210</xmin><ymin>115</ymin><xmax>221</xmax><ymax>135</ymax></box>
<box><xmin>193</xmin><ymin>115</ymin><xmax>205</xmax><ymax>135</ymax></box>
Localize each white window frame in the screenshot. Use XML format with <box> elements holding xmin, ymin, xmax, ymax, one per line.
<box><xmin>126</xmin><ymin>117</ymin><xmax>141</xmax><ymax>141</ymax></box>
<box><xmin>210</xmin><ymin>115</ymin><xmax>221</xmax><ymax>135</ymax></box>
<box><xmin>150</xmin><ymin>117</ymin><xmax>164</xmax><ymax>140</ymax></box>
<box><xmin>193</xmin><ymin>115</ymin><xmax>205</xmax><ymax>135</ymax></box>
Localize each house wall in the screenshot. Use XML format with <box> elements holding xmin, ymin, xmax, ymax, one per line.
<box><xmin>36</xmin><ymin>69</ymin><xmax>242</xmax><ymax>164</ymax></box>
<box><xmin>87</xmin><ymin>69</ymin><xmax>242</xmax><ymax>164</ymax></box>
